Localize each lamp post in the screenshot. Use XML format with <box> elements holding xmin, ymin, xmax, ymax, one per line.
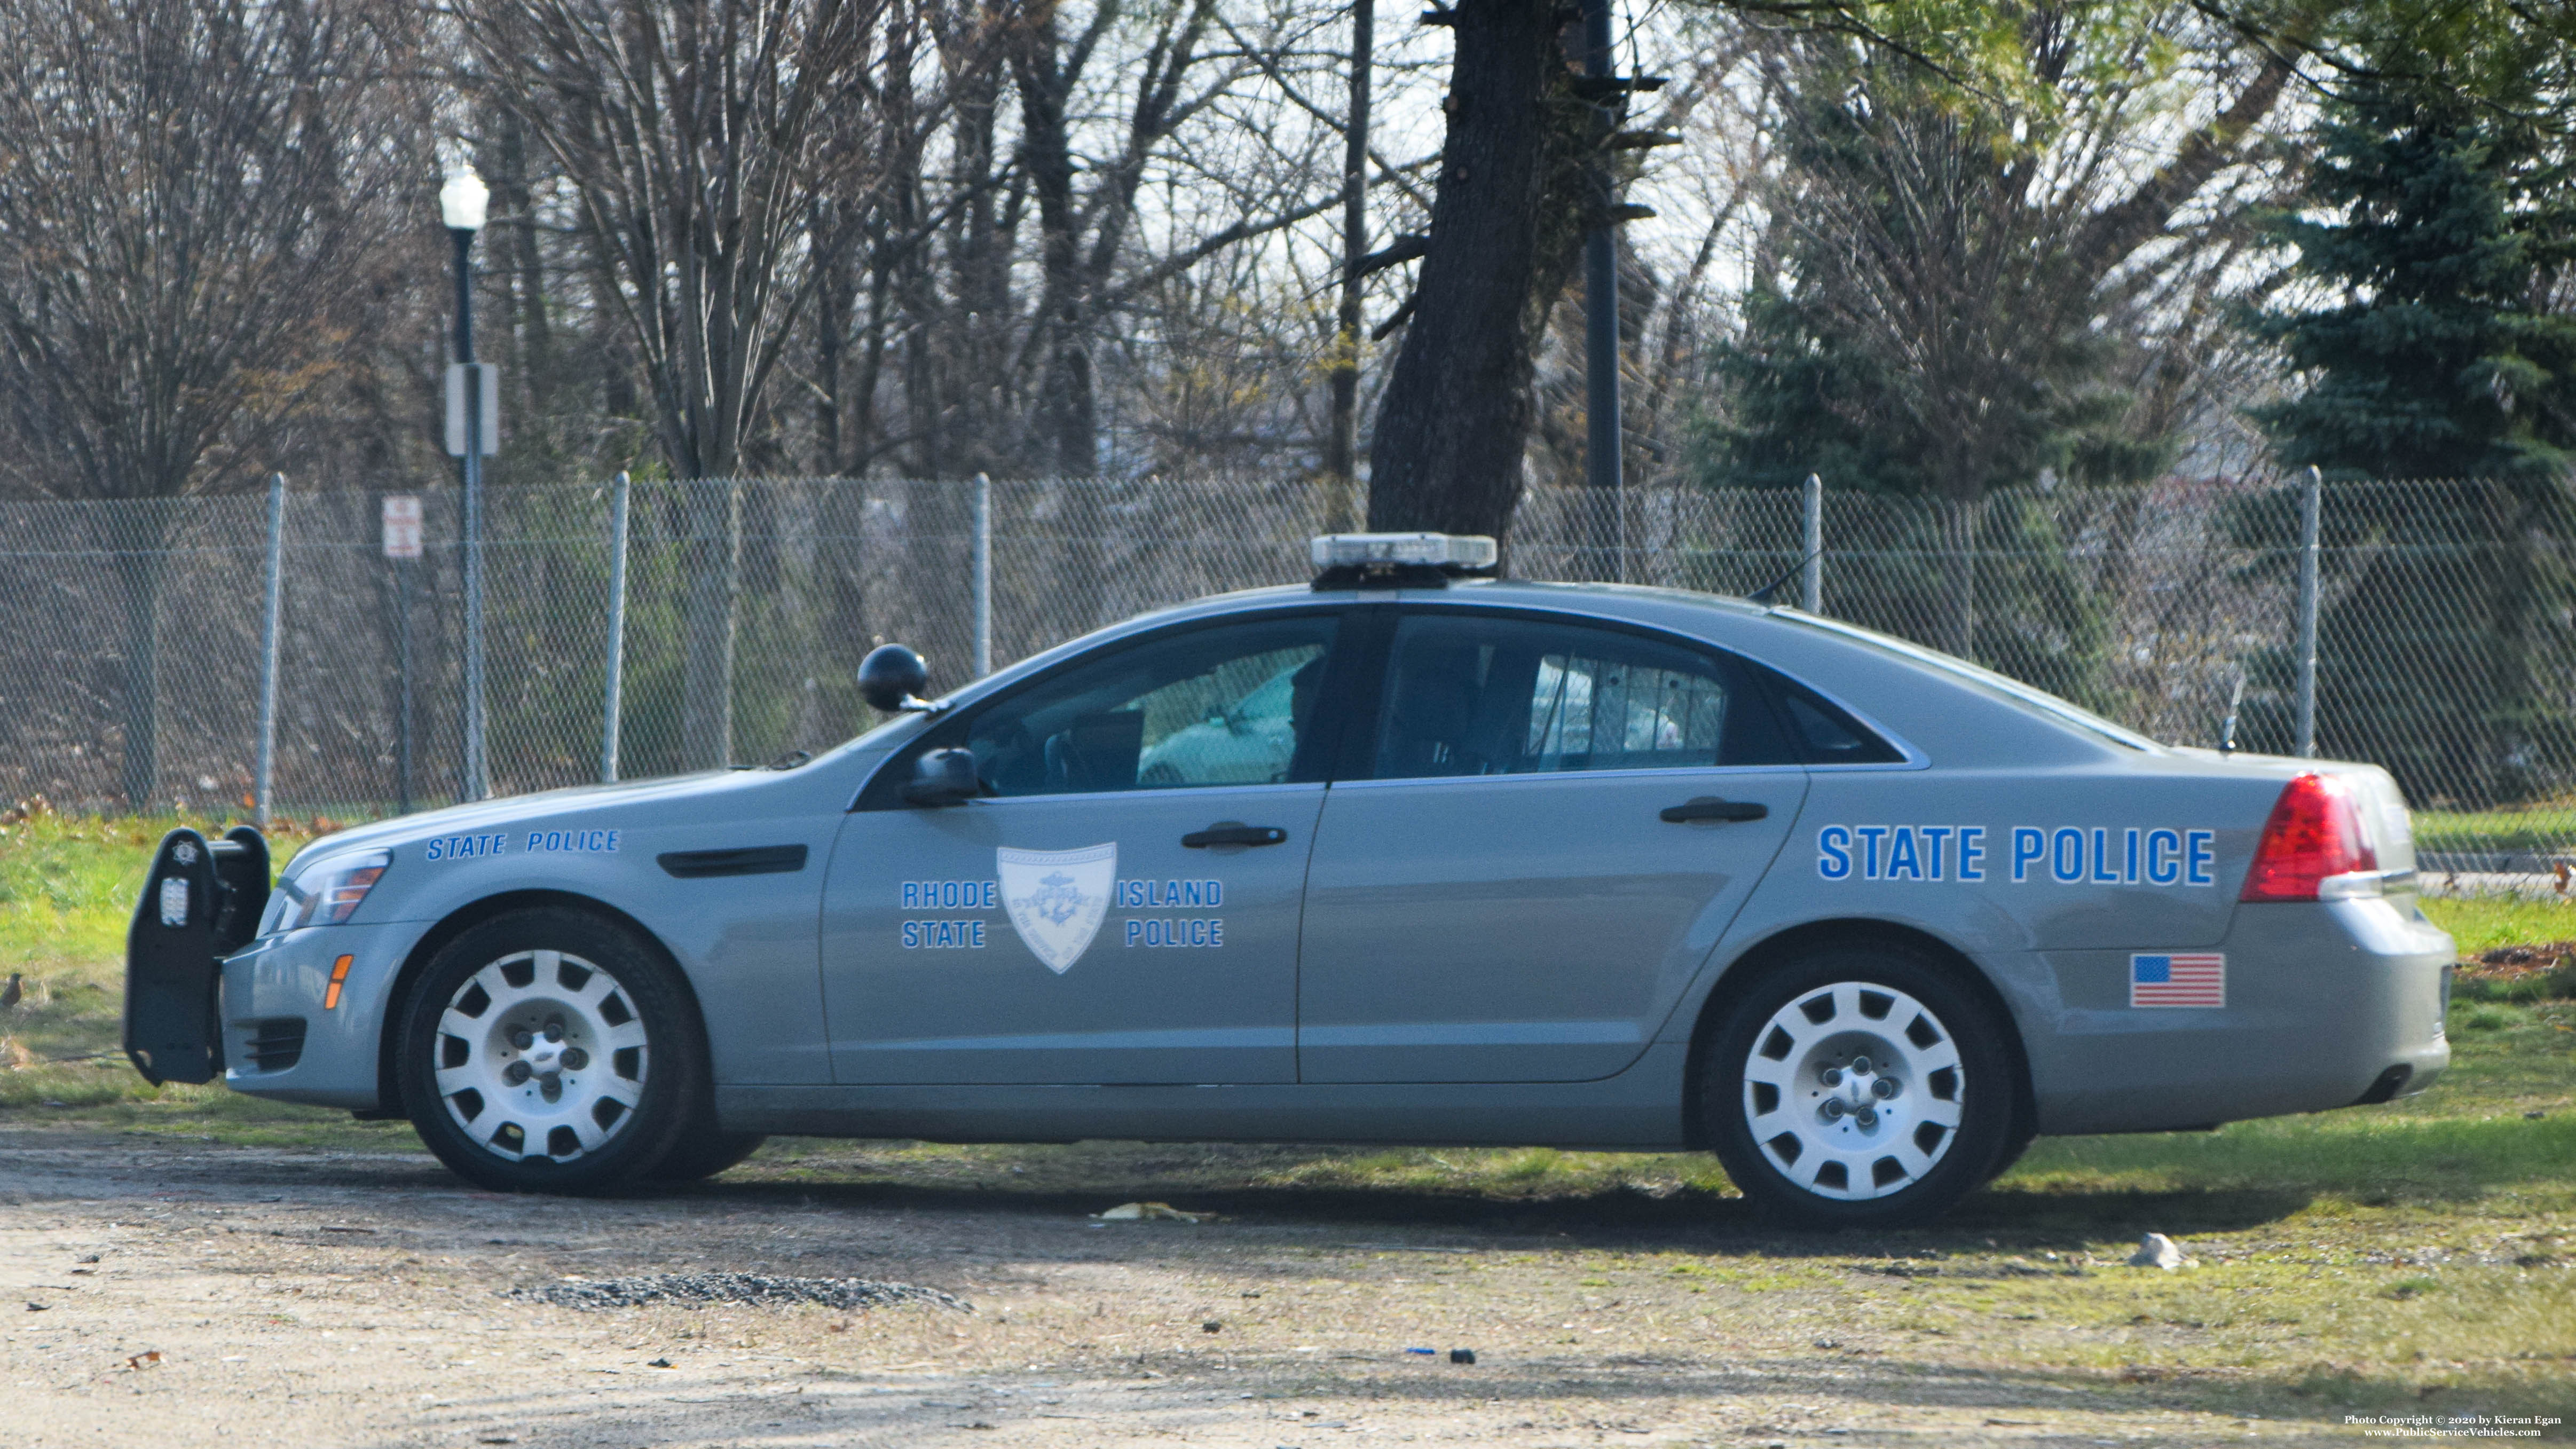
<box><xmin>440</xmin><ymin>167</ymin><xmax>490</xmax><ymax>802</ymax></box>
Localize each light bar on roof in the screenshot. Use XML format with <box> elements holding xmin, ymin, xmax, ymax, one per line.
<box><xmin>1309</xmin><ymin>532</ymin><xmax>1498</xmax><ymax>571</ymax></box>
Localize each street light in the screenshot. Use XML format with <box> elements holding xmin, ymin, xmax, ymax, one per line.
<box><xmin>441</xmin><ymin>167</ymin><xmax>490</xmax><ymax>802</ymax></box>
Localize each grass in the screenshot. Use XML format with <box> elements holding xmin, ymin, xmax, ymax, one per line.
<box><xmin>2414</xmin><ymin>802</ymin><xmax>2576</xmax><ymax>856</ymax></box>
<box><xmin>0</xmin><ymin>806</ymin><xmax>334</xmax><ymax>1124</ymax></box>
<box><xmin>2420</xmin><ymin>891</ymin><xmax>2576</xmax><ymax>955</ymax></box>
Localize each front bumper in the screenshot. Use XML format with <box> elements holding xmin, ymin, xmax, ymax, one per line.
<box><xmin>2027</xmin><ymin>895</ymin><xmax>2453</xmax><ymax>1136</ymax></box>
<box><xmin>219</xmin><ymin>919</ymin><xmax>429</xmax><ymax>1111</ymax></box>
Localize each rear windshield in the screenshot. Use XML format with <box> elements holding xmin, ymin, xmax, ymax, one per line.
<box><xmin>1775</xmin><ymin>613</ymin><xmax>2161</xmax><ymax>752</ymax></box>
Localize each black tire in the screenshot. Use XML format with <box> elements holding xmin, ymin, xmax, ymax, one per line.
<box><xmin>1989</xmin><ymin>1124</ymin><xmax>2041</xmax><ymax>1181</ymax></box>
<box><xmin>397</xmin><ymin>907</ymin><xmax>703</xmax><ymax>1195</ymax></box>
<box><xmin>645</xmin><ymin>1129</ymin><xmax>767</xmax><ymax>1182</ymax></box>
<box><xmin>1701</xmin><ymin>942</ymin><xmax>2018</xmax><ymax>1229</ymax></box>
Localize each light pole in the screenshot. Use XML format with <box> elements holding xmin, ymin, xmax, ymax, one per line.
<box><xmin>440</xmin><ymin>167</ymin><xmax>490</xmax><ymax>802</ymax></box>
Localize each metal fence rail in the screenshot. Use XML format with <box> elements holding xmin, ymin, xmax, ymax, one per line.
<box><xmin>2</xmin><ymin>472</ymin><xmax>2569</xmax><ymax>865</ymax></box>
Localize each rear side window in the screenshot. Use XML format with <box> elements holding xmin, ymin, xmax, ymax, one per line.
<box><xmin>1753</xmin><ymin>665</ymin><xmax>1907</xmax><ymax>766</ymax></box>
<box><xmin>1369</xmin><ymin>613</ymin><xmax>1799</xmax><ymax>778</ymax></box>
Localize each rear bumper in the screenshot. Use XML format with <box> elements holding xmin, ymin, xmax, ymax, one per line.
<box><xmin>2026</xmin><ymin>896</ymin><xmax>2452</xmax><ymax>1136</ymax></box>
<box><xmin>218</xmin><ymin>919</ymin><xmax>427</xmax><ymax>1111</ymax></box>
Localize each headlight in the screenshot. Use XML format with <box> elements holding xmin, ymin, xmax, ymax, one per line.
<box><xmin>259</xmin><ymin>849</ymin><xmax>392</xmax><ymax>935</ymax></box>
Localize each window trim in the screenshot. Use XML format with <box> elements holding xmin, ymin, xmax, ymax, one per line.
<box><xmin>1354</xmin><ymin>602</ymin><xmax>1909</xmax><ymax>782</ymax></box>
<box><xmin>1381</xmin><ymin>601</ymin><xmax>1928</xmax><ymax>774</ymax></box>
<box><xmin>851</xmin><ymin>603</ymin><xmax>1362</xmax><ymax>810</ymax></box>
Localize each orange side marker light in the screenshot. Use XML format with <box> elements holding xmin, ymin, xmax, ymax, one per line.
<box><xmin>323</xmin><ymin>955</ymin><xmax>354</xmax><ymax>1011</ymax></box>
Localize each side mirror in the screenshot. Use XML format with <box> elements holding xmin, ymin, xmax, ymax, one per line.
<box><xmin>858</xmin><ymin>643</ymin><xmax>931</xmax><ymax>713</ymax></box>
<box><xmin>903</xmin><ymin>747</ymin><xmax>981</xmax><ymax>806</ymax></box>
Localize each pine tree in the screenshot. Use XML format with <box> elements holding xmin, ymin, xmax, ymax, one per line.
<box><xmin>2248</xmin><ymin>69</ymin><xmax>2576</xmax><ymax>478</ymax></box>
<box><xmin>2247</xmin><ymin>27</ymin><xmax>2576</xmax><ymax>810</ymax></box>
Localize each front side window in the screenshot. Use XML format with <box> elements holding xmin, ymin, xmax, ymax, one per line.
<box><xmin>958</xmin><ymin>615</ymin><xmax>1338</xmax><ymax>797</ymax></box>
<box><xmin>1371</xmin><ymin>613</ymin><xmax>1794</xmax><ymax>779</ymax></box>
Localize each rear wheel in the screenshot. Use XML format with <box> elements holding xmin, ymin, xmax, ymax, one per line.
<box><xmin>397</xmin><ymin>909</ymin><xmax>701</xmax><ymax>1194</ymax></box>
<box><xmin>1703</xmin><ymin>943</ymin><xmax>2015</xmax><ymax>1228</ymax></box>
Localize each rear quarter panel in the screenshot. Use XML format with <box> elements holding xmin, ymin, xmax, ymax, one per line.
<box><xmin>1579</xmin><ymin>598</ymin><xmax>2364</xmax><ymax>1135</ymax></box>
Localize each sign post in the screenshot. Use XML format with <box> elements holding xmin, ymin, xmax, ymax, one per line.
<box><xmin>382</xmin><ymin>494</ymin><xmax>423</xmax><ymax>813</ymax></box>
<box><xmin>444</xmin><ymin>363</ymin><xmax>498</xmax><ymax>800</ymax></box>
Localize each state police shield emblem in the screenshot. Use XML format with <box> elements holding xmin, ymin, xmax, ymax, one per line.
<box><xmin>997</xmin><ymin>843</ymin><xmax>1116</xmax><ymax>974</ymax></box>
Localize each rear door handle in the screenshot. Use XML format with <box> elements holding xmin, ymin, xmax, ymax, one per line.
<box><xmin>1660</xmin><ymin>797</ymin><xmax>1768</xmax><ymax>824</ymax></box>
<box><xmin>1183</xmin><ymin>822</ymin><xmax>1289</xmax><ymax>848</ymax></box>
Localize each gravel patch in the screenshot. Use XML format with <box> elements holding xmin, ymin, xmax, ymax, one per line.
<box><xmin>515</xmin><ymin>1271</ymin><xmax>971</xmax><ymax>1313</ymax></box>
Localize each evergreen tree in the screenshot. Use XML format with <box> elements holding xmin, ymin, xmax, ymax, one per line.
<box><xmin>2246</xmin><ymin>20</ymin><xmax>2576</xmax><ymax>809</ymax></box>
<box><xmin>2247</xmin><ymin>62</ymin><xmax>2576</xmax><ymax>476</ymax></box>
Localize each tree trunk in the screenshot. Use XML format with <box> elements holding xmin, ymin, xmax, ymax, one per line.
<box><xmin>813</xmin><ymin>199</ymin><xmax>849</xmax><ymax>474</ymax></box>
<box><xmin>1320</xmin><ymin>0</ymin><xmax>1373</xmax><ymax>532</ymax></box>
<box><xmin>490</xmin><ymin>109</ymin><xmax>554</xmax><ymax>401</ymax></box>
<box><xmin>1013</xmin><ymin>12</ymin><xmax>1097</xmax><ymax>477</ymax></box>
<box><xmin>112</xmin><ymin>506</ymin><xmax>168</xmax><ymax>809</ymax></box>
<box><xmin>680</xmin><ymin>481</ymin><xmax>740</xmax><ymax>769</ymax></box>
<box><xmin>1366</xmin><ymin>0</ymin><xmax>1587</xmax><ymax>542</ymax></box>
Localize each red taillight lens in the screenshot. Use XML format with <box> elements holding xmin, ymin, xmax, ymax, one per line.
<box><xmin>2240</xmin><ymin>772</ymin><xmax>2378</xmax><ymax>902</ymax></box>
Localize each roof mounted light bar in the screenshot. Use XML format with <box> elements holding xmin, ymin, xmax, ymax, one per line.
<box><xmin>1309</xmin><ymin>532</ymin><xmax>1498</xmax><ymax>590</ymax></box>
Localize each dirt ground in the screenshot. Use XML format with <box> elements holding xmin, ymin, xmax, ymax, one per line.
<box><xmin>1</xmin><ymin>1133</ymin><xmax>2482</xmax><ymax>1449</ymax></box>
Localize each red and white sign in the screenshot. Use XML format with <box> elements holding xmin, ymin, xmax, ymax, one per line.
<box><xmin>381</xmin><ymin>494</ymin><xmax>423</xmax><ymax>560</ymax></box>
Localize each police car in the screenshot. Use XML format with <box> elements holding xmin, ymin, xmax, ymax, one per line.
<box><xmin>124</xmin><ymin>533</ymin><xmax>2453</xmax><ymax>1226</ymax></box>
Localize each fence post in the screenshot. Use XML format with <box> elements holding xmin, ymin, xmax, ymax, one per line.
<box><xmin>602</xmin><ymin>471</ymin><xmax>631</xmax><ymax>784</ymax></box>
<box><xmin>254</xmin><ymin>473</ymin><xmax>285</xmax><ymax>829</ymax></box>
<box><xmin>1801</xmin><ymin>472</ymin><xmax>1823</xmax><ymax>613</ymax></box>
<box><xmin>973</xmin><ymin>471</ymin><xmax>993</xmax><ymax>678</ymax></box>
<box><xmin>2296</xmin><ymin>464</ymin><xmax>2321</xmax><ymax>758</ymax></box>
<box><xmin>396</xmin><ymin>547</ymin><xmax>413</xmax><ymax>816</ymax></box>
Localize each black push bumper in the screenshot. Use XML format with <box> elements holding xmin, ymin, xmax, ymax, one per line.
<box><xmin>124</xmin><ymin>826</ymin><xmax>270</xmax><ymax>1085</ymax></box>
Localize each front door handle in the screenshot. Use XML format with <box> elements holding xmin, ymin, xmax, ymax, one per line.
<box><xmin>1660</xmin><ymin>797</ymin><xmax>1768</xmax><ymax>824</ymax></box>
<box><xmin>1183</xmin><ymin>822</ymin><xmax>1289</xmax><ymax>848</ymax></box>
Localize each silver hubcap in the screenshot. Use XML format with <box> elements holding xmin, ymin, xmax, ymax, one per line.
<box><xmin>435</xmin><ymin>949</ymin><xmax>648</xmax><ymax>1163</ymax></box>
<box><xmin>1742</xmin><ymin>981</ymin><xmax>1965</xmax><ymax>1202</ymax></box>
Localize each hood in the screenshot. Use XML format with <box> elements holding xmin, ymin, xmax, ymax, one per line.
<box><xmin>278</xmin><ymin>768</ymin><xmax>749</xmax><ymax>871</ymax></box>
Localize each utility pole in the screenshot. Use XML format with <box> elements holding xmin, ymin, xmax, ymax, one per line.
<box><xmin>1321</xmin><ymin>0</ymin><xmax>1373</xmax><ymax>533</ymax></box>
<box><xmin>1581</xmin><ymin>0</ymin><xmax>1621</xmax><ymax>510</ymax></box>
<box><xmin>1573</xmin><ymin>0</ymin><xmax>1672</xmax><ymax>578</ymax></box>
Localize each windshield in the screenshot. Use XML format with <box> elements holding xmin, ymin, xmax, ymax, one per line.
<box><xmin>1775</xmin><ymin>611</ymin><xmax>2161</xmax><ymax>752</ymax></box>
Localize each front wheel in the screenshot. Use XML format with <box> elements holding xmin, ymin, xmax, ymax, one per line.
<box><xmin>397</xmin><ymin>908</ymin><xmax>703</xmax><ymax>1194</ymax></box>
<box><xmin>1702</xmin><ymin>944</ymin><xmax>2016</xmax><ymax>1228</ymax></box>
<box><xmin>645</xmin><ymin>1129</ymin><xmax>767</xmax><ymax>1182</ymax></box>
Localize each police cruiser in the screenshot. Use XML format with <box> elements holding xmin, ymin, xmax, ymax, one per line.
<box><xmin>124</xmin><ymin>532</ymin><xmax>2452</xmax><ymax>1226</ymax></box>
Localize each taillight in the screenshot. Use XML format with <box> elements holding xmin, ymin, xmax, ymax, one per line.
<box><xmin>2240</xmin><ymin>773</ymin><xmax>2378</xmax><ymax>902</ymax></box>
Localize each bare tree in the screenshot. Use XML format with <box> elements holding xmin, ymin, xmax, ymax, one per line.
<box><xmin>458</xmin><ymin>0</ymin><xmax>898</xmax><ymax>768</ymax></box>
<box><xmin>1364</xmin><ymin>0</ymin><xmax>2331</xmax><ymax>544</ymax></box>
<box><xmin>0</xmin><ymin>0</ymin><xmax>413</xmax><ymax>806</ymax></box>
<box><xmin>1751</xmin><ymin>6</ymin><xmax>2309</xmax><ymax>504</ymax></box>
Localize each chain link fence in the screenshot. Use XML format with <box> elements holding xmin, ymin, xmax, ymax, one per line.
<box><xmin>2</xmin><ymin>473</ymin><xmax>2569</xmax><ymax>867</ymax></box>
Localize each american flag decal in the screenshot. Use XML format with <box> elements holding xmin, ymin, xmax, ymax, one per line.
<box><xmin>2131</xmin><ymin>952</ymin><xmax>2225</xmax><ymax>1008</ymax></box>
